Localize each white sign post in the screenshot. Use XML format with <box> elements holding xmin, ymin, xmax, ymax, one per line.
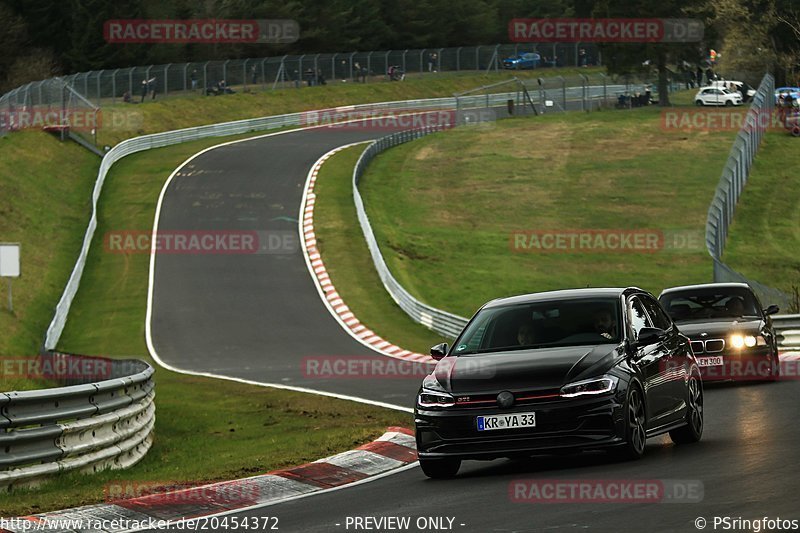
<box><xmin>0</xmin><ymin>243</ymin><xmax>20</xmax><ymax>312</ymax></box>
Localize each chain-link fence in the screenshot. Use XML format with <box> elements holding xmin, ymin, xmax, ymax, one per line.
<box><xmin>0</xmin><ymin>43</ymin><xmax>602</xmax><ymax>116</ymax></box>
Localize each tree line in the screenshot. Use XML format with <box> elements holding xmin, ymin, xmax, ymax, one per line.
<box><xmin>1</xmin><ymin>0</ymin><xmax>797</xmax><ymax>94</ymax></box>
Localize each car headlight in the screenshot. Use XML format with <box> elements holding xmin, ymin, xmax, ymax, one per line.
<box><xmin>560</xmin><ymin>375</ymin><xmax>619</xmax><ymax>398</ymax></box>
<box><xmin>418</xmin><ymin>375</ymin><xmax>455</xmax><ymax>408</ymax></box>
<box><xmin>729</xmin><ymin>334</ymin><xmax>765</xmax><ymax>349</ymax></box>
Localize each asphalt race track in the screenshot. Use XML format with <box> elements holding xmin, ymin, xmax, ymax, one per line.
<box><xmin>148</xmin><ymin>119</ymin><xmax>800</xmax><ymax>533</ymax></box>
<box><xmin>149</xmin><ymin>124</ymin><xmax>434</xmax><ymax>406</ymax></box>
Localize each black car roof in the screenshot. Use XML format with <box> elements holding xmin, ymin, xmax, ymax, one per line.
<box><xmin>483</xmin><ymin>287</ymin><xmax>640</xmax><ymax>309</ymax></box>
<box><xmin>658</xmin><ymin>282</ymin><xmax>751</xmax><ymax>297</ymax></box>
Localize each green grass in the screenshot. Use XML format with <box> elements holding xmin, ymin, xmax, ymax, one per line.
<box><xmin>0</xmin><ymin>375</ymin><xmax>411</xmax><ymax>516</ymax></box>
<box><xmin>313</xmin><ymin>145</ymin><xmax>445</xmax><ymax>353</ymax></box>
<box><xmin>358</xmin><ymin>107</ymin><xmax>739</xmax><ymax>319</ymax></box>
<box><xmin>722</xmin><ymin>130</ymin><xmax>800</xmax><ymax>298</ymax></box>
<box><xmin>0</xmin><ymin>131</ymin><xmax>100</xmax><ymax>391</ymax></box>
<box><xmin>0</xmin><ymin>132</ymin><xmax>410</xmax><ymax>516</ymax></box>
<box><xmin>96</xmin><ymin>67</ymin><xmax>606</xmax><ymax>146</ymax></box>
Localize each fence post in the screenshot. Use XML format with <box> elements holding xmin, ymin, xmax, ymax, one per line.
<box><xmin>367</xmin><ymin>51</ymin><xmax>373</xmax><ymax>80</ymax></box>
<box><xmin>164</xmin><ymin>64</ymin><xmax>170</xmax><ymax>95</ymax></box>
<box><xmin>223</xmin><ymin>60</ymin><xmax>229</xmax><ymax>85</ymax></box>
<box><xmin>96</xmin><ymin>70</ymin><xmax>102</xmax><ymax>104</ymax></box>
<box><xmin>456</xmin><ymin>47</ymin><xmax>462</xmax><ymax>71</ymax></box>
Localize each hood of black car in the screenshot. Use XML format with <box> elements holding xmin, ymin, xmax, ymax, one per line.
<box><xmin>433</xmin><ymin>344</ymin><xmax>621</xmax><ymax>394</ymax></box>
<box><xmin>675</xmin><ymin>318</ymin><xmax>763</xmax><ymax>338</ymax></box>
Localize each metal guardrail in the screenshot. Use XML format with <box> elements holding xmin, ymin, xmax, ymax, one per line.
<box><xmin>0</xmin><ymin>352</ymin><xmax>155</xmax><ymax>489</ymax></box>
<box><xmin>352</xmin><ymin>128</ymin><xmax>470</xmax><ymax>339</ymax></box>
<box><xmin>704</xmin><ymin>73</ymin><xmax>794</xmax><ymax>313</ymax></box>
<box><xmin>774</xmin><ymin>315</ymin><xmax>800</xmax><ymax>352</ymax></box>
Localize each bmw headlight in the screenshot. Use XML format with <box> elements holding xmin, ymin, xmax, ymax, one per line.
<box><xmin>560</xmin><ymin>375</ymin><xmax>619</xmax><ymax>398</ymax></box>
<box><xmin>418</xmin><ymin>375</ymin><xmax>455</xmax><ymax>408</ymax></box>
<box><xmin>729</xmin><ymin>334</ymin><xmax>765</xmax><ymax>349</ymax></box>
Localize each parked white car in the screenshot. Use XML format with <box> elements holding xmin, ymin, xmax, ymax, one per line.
<box><xmin>694</xmin><ymin>87</ymin><xmax>743</xmax><ymax>107</ymax></box>
<box><xmin>708</xmin><ymin>80</ymin><xmax>756</xmax><ymax>98</ymax></box>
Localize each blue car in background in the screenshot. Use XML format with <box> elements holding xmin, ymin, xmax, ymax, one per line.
<box><xmin>503</xmin><ymin>52</ymin><xmax>541</xmax><ymax>69</ymax></box>
<box><xmin>775</xmin><ymin>87</ymin><xmax>800</xmax><ymax>104</ymax></box>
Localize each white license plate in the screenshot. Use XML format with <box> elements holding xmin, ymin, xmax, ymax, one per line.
<box><xmin>697</xmin><ymin>356</ymin><xmax>723</xmax><ymax>367</ymax></box>
<box><xmin>477</xmin><ymin>412</ymin><xmax>536</xmax><ymax>431</ymax></box>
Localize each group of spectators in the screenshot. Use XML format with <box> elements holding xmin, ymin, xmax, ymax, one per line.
<box><xmin>616</xmin><ymin>87</ymin><xmax>653</xmax><ymax>108</ymax></box>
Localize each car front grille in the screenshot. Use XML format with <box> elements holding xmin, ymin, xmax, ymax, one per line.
<box><xmin>691</xmin><ymin>338</ymin><xmax>725</xmax><ymax>354</ymax></box>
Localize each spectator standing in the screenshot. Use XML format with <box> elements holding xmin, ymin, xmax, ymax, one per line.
<box><xmin>140</xmin><ymin>79</ymin><xmax>148</xmax><ymax>103</ymax></box>
<box><xmin>190</xmin><ymin>69</ymin><xmax>198</xmax><ymax>91</ymax></box>
<box><xmin>428</xmin><ymin>52</ymin><xmax>437</xmax><ymax>72</ymax></box>
<box><xmin>251</xmin><ymin>65</ymin><xmax>258</xmax><ymax>86</ymax></box>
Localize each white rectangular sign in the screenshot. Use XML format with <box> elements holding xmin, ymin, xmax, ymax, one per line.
<box><xmin>0</xmin><ymin>243</ymin><xmax>20</xmax><ymax>277</ymax></box>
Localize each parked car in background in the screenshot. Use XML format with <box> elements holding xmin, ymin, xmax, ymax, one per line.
<box><xmin>415</xmin><ymin>287</ymin><xmax>703</xmax><ymax>479</ymax></box>
<box><xmin>694</xmin><ymin>87</ymin><xmax>743</xmax><ymax>107</ymax></box>
<box><xmin>503</xmin><ymin>52</ymin><xmax>541</xmax><ymax>70</ymax></box>
<box><xmin>708</xmin><ymin>80</ymin><xmax>755</xmax><ymax>100</ymax></box>
<box><xmin>775</xmin><ymin>87</ymin><xmax>800</xmax><ymax>105</ymax></box>
<box><xmin>658</xmin><ymin>283</ymin><xmax>780</xmax><ymax>382</ymax></box>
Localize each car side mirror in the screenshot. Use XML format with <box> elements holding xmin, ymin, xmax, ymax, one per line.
<box><xmin>430</xmin><ymin>343</ymin><xmax>449</xmax><ymax>360</ymax></box>
<box><xmin>764</xmin><ymin>304</ymin><xmax>780</xmax><ymax>316</ymax></box>
<box><xmin>636</xmin><ymin>327</ymin><xmax>666</xmax><ymax>347</ymax></box>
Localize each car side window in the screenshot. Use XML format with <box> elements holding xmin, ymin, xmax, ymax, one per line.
<box><xmin>629</xmin><ymin>297</ymin><xmax>651</xmax><ymax>339</ymax></box>
<box><xmin>640</xmin><ymin>295</ymin><xmax>673</xmax><ymax>331</ymax></box>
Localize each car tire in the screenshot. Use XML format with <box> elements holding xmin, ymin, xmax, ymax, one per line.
<box><xmin>695</xmin><ymin>100</ymin><xmax>704</xmax><ymax>106</ymax></box>
<box><xmin>725</xmin><ymin>100</ymin><xmax>733</xmax><ymax>107</ymax></box>
<box><xmin>768</xmin><ymin>351</ymin><xmax>781</xmax><ymax>382</ymax></box>
<box><xmin>792</xmin><ymin>125</ymin><xmax>800</xmax><ymax>137</ymax></box>
<box><xmin>609</xmin><ymin>384</ymin><xmax>647</xmax><ymax>460</ymax></box>
<box><xmin>419</xmin><ymin>457</ymin><xmax>461</xmax><ymax>479</ymax></box>
<box><xmin>669</xmin><ymin>372</ymin><xmax>703</xmax><ymax>444</ymax></box>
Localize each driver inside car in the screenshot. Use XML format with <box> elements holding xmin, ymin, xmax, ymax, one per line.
<box><xmin>517</xmin><ymin>323</ymin><xmax>537</xmax><ymax>346</ymax></box>
<box><xmin>725</xmin><ymin>296</ymin><xmax>745</xmax><ymax>317</ymax></box>
<box><xmin>592</xmin><ymin>308</ymin><xmax>617</xmax><ymax>339</ymax></box>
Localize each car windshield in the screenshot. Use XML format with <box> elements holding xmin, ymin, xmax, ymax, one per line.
<box><xmin>452</xmin><ymin>297</ymin><xmax>622</xmax><ymax>355</ymax></box>
<box><xmin>659</xmin><ymin>287</ymin><xmax>761</xmax><ymax>321</ymax></box>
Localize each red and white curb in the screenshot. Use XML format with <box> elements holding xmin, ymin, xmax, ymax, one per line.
<box><xmin>2</xmin><ymin>428</ymin><xmax>417</xmax><ymax>532</ymax></box>
<box><xmin>299</xmin><ymin>144</ymin><xmax>434</xmax><ymax>366</ymax></box>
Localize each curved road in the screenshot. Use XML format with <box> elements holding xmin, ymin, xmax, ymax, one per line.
<box><xmin>149</xmin><ymin>120</ymin><xmax>800</xmax><ymax>533</ymax></box>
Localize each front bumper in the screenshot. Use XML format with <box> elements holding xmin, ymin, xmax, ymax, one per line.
<box><xmin>415</xmin><ymin>392</ymin><xmax>626</xmax><ymax>460</ymax></box>
<box><xmin>695</xmin><ymin>347</ymin><xmax>775</xmax><ymax>381</ymax></box>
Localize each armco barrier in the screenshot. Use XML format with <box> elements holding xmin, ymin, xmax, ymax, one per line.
<box><xmin>704</xmin><ymin>73</ymin><xmax>793</xmax><ymax>312</ymax></box>
<box><xmin>352</xmin><ymin>128</ymin><xmax>470</xmax><ymax>339</ymax></box>
<box><xmin>773</xmin><ymin>315</ymin><xmax>800</xmax><ymax>352</ymax></box>
<box><xmin>0</xmin><ymin>352</ymin><xmax>155</xmax><ymax>489</ymax></box>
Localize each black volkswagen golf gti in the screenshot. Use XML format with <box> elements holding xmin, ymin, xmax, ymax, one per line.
<box><xmin>414</xmin><ymin>287</ymin><xmax>703</xmax><ymax>478</ymax></box>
